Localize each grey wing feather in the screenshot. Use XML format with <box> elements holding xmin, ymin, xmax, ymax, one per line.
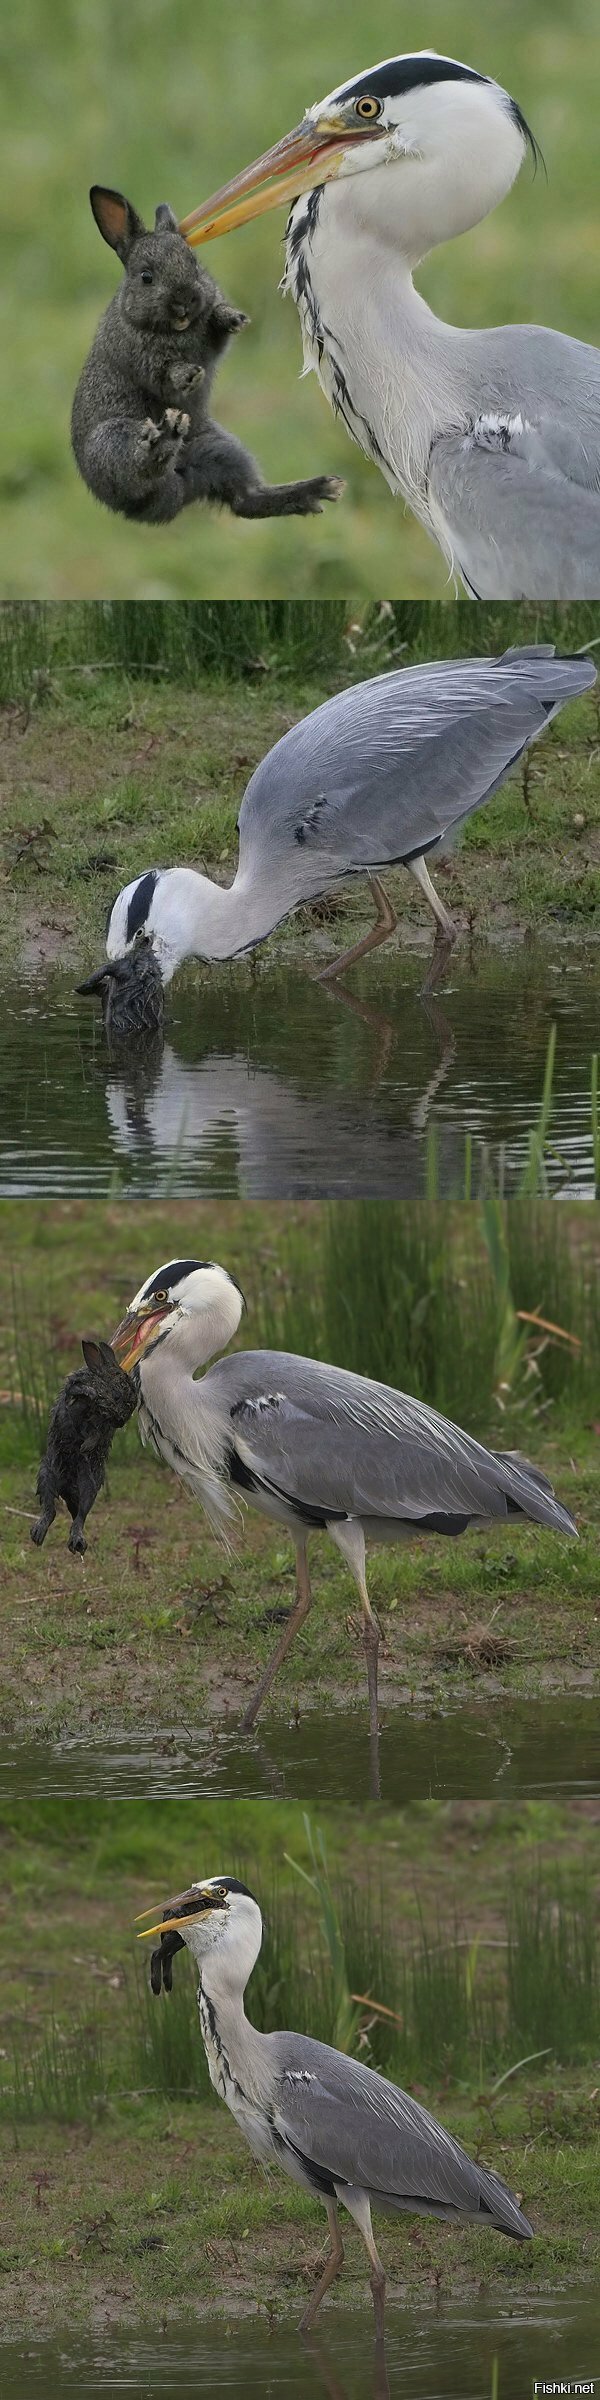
<box><xmin>236</xmin><ymin>652</ymin><xmax>595</xmax><ymax>887</ymax></box>
<box><xmin>429</xmin><ymin>428</ymin><xmax>600</xmax><ymax>599</ymax></box>
<box><xmin>267</xmin><ymin>2033</ymin><xmax>531</xmax><ymax>2236</ymax></box>
<box><xmin>204</xmin><ymin>1351</ymin><xmax>576</xmax><ymax>1533</ymax></box>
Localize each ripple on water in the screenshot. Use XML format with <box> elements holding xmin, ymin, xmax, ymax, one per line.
<box><xmin>1</xmin><ymin>2293</ymin><xmax>598</xmax><ymax>2398</ymax></box>
<box><xmin>0</xmin><ymin>1698</ymin><xmax>597</xmax><ymax>1802</ymax></box>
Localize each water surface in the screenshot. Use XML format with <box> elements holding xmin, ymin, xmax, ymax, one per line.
<box><xmin>0</xmin><ymin>1697</ymin><xmax>596</xmax><ymax>1802</ymax></box>
<box><xmin>2</xmin><ymin>945</ymin><xmax>598</xmax><ymax>1197</ymax></box>
<box><xmin>2</xmin><ymin>2294</ymin><xmax>598</xmax><ymax>2398</ymax></box>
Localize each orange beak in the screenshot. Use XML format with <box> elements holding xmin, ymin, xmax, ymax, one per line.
<box><xmin>137</xmin><ymin>1915</ymin><xmax>196</xmax><ymax>1939</ymax></box>
<box><xmin>111</xmin><ymin>1302</ymin><xmax>172</xmax><ymax>1373</ymax></box>
<box><xmin>180</xmin><ymin>112</ymin><xmax>380</xmax><ymax>246</ymax></box>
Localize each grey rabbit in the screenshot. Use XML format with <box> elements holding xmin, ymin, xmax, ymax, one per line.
<box><xmin>71</xmin><ymin>187</ymin><xmax>344</xmax><ymax>525</ymax></box>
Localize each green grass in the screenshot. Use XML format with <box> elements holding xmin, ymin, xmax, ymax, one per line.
<box><xmin>0</xmin><ymin>1199</ymin><xmax>598</xmax><ymax>1739</ymax></box>
<box><xmin>255</xmin><ymin>1198</ymin><xmax>600</xmax><ymax>1421</ymax></box>
<box><xmin>2</xmin><ymin>0</ymin><xmax>600</xmax><ymax>598</ymax></box>
<box><xmin>0</xmin><ymin>1800</ymin><xmax>598</xmax><ymax>2329</ymax></box>
<box><xmin>3</xmin><ymin>598</ymin><xmax>600</xmax><ymax>701</ymax></box>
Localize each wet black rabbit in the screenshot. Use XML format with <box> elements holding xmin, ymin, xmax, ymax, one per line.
<box><xmin>71</xmin><ymin>188</ymin><xmax>343</xmax><ymax>525</ymax></box>
<box><xmin>31</xmin><ymin>1338</ymin><xmax>136</xmax><ymax>1555</ymax></box>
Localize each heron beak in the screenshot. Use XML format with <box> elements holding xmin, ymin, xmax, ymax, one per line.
<box><xmin>180</xmin><ymin>112</ymin><xmax>376</xmax><ymax>245</ymax></box>
<box><xmin>135</xmin><ymin>1882</ymin><xmax>216</xmax><ymax>1937</ymax></box>
<box><xmin>137</xmin><ymin>1914</ymin><xmax>199</xmax><ymax>1939</ymax></box>
<box><xmin>111</xmin><ymin>1301</ymin><xmax>173</xmax><ymax>1372</ymax></box>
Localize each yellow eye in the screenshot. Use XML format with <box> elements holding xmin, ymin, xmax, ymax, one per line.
<box><xmin>355</xmin><ymin>95</ymin><xmax>382</xmax><ymax>121</ymax></box>
<box><xmin>152</xmin><ymin>1289</ymin><xmax>169</xmax><ymax>1303</ymax></box>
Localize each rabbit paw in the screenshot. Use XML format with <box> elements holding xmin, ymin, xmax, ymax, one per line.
<box><xmin>290</xmin><ymin>474</ymin><xmax>346</xmax><ymax>516</ymax></box>
<box><xmin>208</xmin><ymin>301</ymin><xmax>249</xmax><ymax>342</ymax></box>
<box><xmin>168</xmin><ymin>360</ymin><xmax>206</xmax><ymax>394</ymax></box>
<box><xmin>163</xmin><ymin>409</ymin><xmax>190</xmax><ymax>436</ymax></box>
<box><xmin>140</xmin><ymin>412</ymin><xmax>190</xmax><ymax>470</ymax></box>
<box><xmin>221</xmin><ymin>305</ymin><xmax>249</xmax><ymax>335</ymax></box>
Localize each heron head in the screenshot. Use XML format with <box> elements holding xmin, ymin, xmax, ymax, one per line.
<box><xmin>101</xmin><ymin>865</ymin><xmax>229</xmax><ymax>985</ymax></box>
<box><xmin>137</xmin><ymin>1877</ymin><xmax>262</xmax><ymax>1987</ymax></box>
<box><xmin>180</xmin><ymin>54</ymin><xmax>539</xmax><ymax>249</ymax></box>
<box><xmin>111</xmin><ymin>1259</ymin><xmax>245</xmax><ymax>1373</ymax></box>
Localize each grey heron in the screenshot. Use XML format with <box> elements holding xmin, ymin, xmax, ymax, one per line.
<box><xmin>89</xmin><ymin>646</ymin><xmax>594</xmax><ymax>993</ymax></box>
<box><xmin>180</xmin><ymin>52</ymin><xmax>600</xmax><ymax>598</ymax></box>
<box><xmin>138</xmin><ymin>1874</ymin><xmax>533</xmax><ymax>2337</ymax></box>
<box><xmin>111</xmin><ymin>1260</ymin><xmax>577</xmax><ymax>1779</ymax></box>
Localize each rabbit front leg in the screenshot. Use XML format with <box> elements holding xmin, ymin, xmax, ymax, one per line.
<box><xmin>167</xmin><ymin>360</ymin><xmax>206</xmax><ymax>396</ymax></box>
<box><xmin>178</xmin><ymin>419</ymin><xmax>344</xmax><ymax>519</ymax></box>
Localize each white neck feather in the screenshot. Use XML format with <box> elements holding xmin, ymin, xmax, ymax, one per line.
<box><xmin>143</xmin><ymin>1290</ymin><xmax>239</xmax><ymax>1382</ymax></box>
<box><xmin>135</xmin><ymin>1287</ymin><xmax>242</xmax><ymax>1537</ymax></box>
<box><xmin>191</xmin><ymin>1908</ymin><xmax>264</xmax><ymax>2093</ymax></box>
<box><xmin>198</xmin><ymin>1918</ymin><xmax>261</xmax><ymax>2008</ymax></box>
<box><xmin>147</xmin><ymin>864</ymin><xmax>285</xmax><ymax>980</ymax></box>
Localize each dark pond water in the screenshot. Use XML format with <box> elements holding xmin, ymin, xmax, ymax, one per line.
<box><xmin>0</xmin><ymin>1697</ymin><xmax>597</xmax><ymax>1802</ymax></box>
<box><xmin>1</xmin><ymin>946</ymin><xmax>598</xmax><ymax>1197</ymax></box>
<box><xmin>2</xmin><ymin>2294</ymin><xmax>598</xmax><ymax>2397</ymax></box>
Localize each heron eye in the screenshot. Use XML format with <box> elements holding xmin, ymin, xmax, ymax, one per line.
<box><xmin>141</xmin><ymin>270</ymin><xmax>154</xmax><ymax>284</ymax></box>
<box><xmin>152</xmin><ymin>1288</ymin><xmax>169</xmax><ymax>1302</ymax></box>
<box><xmin>355</xmin><ymin>95</ymin><xmax>383</xmax><ymax>121</ymax></box>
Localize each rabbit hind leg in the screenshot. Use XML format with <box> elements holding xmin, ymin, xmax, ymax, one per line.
<box><xmin>180</xmin><ymin>422</ymin><xmax>344</xmax><ymax>518</ymax></box>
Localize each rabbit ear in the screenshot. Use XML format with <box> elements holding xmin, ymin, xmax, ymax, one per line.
<box><xmin>90</xmin><ymin>186</ymin><xmax>146</xmax><ymax>260</ymax></box>
<box><xmin>81</xmin><ymin>1338</ymin><xmax>104</xmax><ymax>1371</ymax></box>
<box><xmin>154</xmin><ymin>203</ymin><xmax>179</xmax><ymax>233</ymax></box>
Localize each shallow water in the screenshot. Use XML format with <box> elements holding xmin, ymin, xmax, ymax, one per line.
<box><xmin>0</xmin><ymin>1697</ymin><xmax>597</xmax><ymax>1802</ymax></box>
<box><xmin>2</xmin><ymin>2295</ymin><xmax>598</xmax><ymax>2398</ymax></box>
<box><xmin>1</xmin><ymin>945</ymin><xmax>598</xmax><ymax>1197</ymax></box>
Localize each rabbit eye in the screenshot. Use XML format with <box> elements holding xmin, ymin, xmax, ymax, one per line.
<box><xmin>141</xmin><ymin>270</ymin><xmax>154</xmax><ymax>285</ymax></box>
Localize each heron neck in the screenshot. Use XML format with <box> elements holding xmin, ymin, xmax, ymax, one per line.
<box><xmin>140</xmin><ymin>1299</ymin><xmax>236</xmax><ymax>1387</ymax></box>
<box><xmin>157</xmin><ymin>866</ymin><xmax>285</xmax><ymax>969</ymax></box>
<box><xmin>312</xmin><ymin>206</ymin><xmax>447</xmax><ymax>358</ymax></box>
<box><xmin>198</xmin><ymin>1949</ymin><xmax>266</xmax><ymax>2100</ymax></box>
<box><xmin>290</xmin><ymin>188</ymin><xmax>469</xmax><ymax>512</ymax></box>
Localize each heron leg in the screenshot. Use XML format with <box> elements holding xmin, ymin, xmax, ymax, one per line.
<box><xmin>328</xmin><ymin>1520</ymin><xmax>381</xmax><ymax>1798</ymax></box>
<box><xmin>316</xmin><ymin>875</ymin><xmax>397</xmax><ymax>982</ymax></box>
<box><xmin>239</xmin><ymin>1541</ymin><xmax>312</xmax><ymax>1733</ymax></box>
<box><xmin>341</xmin><ymin>2189</ymin><xmax>387</xmax><ymax>2344</ymax></box>
<box><xmin>362</xmin><ymin>1605</ymin><xmax>382</xmax><ymax>1802</ymax></box>
<box><xmin>408</xmin><ymin>852</ymin><xmax>458</xmax><ymax>942</ymax></box>
<box><xmin>298</xmin><ymin>2198</ymin><xmax>344</xmax><ymax>2333</ymax></box>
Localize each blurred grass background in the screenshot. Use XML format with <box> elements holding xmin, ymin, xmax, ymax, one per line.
<box><xmin>1</xmin><ymin>0</ymin><xmax>599</xmax><ymax>599</ymax></box>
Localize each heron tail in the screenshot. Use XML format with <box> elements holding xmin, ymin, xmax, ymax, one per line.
<box><xmin>494</xmin><ymin>1449</ymin><xmax>577</xmax><ymax>1537</ymax></box>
